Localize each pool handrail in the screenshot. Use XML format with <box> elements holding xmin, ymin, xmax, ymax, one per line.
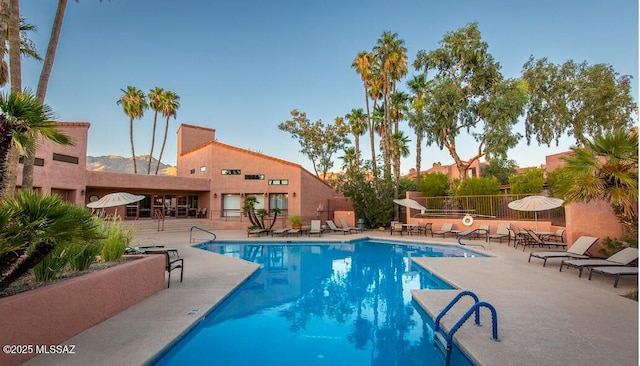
<box><xmin>457</xmin><ymin>228</ymin><xmax>490</xmax><ymax>250</ymax></box>
<box><xmin>190</xmin><ymin>226</ymin><xmax>217</xmax><ymax>243</ymax></box>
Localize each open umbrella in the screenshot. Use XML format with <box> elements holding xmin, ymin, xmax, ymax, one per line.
<box><xmin>87</xmin><ymin>192</ymin><xmax>145</xmax><ymax>218</ymax></box>
<box><xmin>508</xmin><ymin>196</ymin><xmax>563</xmax><ymax>229</ymax></box>
<box><xmin>393</xmin><ymin>198</ymin><xmax>427</xmax><ymax>214</ymax></box>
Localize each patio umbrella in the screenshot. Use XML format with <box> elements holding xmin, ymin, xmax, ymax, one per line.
<box><xmin>393</xmin><ymin>198</ymin><xmax>426</xmax><ymax>214</ymax></box>
<box><xmin>87</xmin><ymin>192</ymin><xmax>145</xmax><ymax>218</ymax></box>
<box><xmin>507</xmin><ymin>196</ymin><xmax>563</xmax><ymax>230</ymax></box>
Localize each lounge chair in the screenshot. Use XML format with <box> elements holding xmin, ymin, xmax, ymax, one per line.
<box><xmin>507</xmin><ymin>226</ymin><xmax>529</xmax><ymax>248</ymax></box>
<box><xmin>285</xmin><ymin>229</ymin><xmax>300</xmax><ymax>237</ymax></box>
<box><xmin>560</xmin><ymin>247</ymin><xmax>638</xmax><ymax>277</ymax></box>
<box><xmin>488</xmin><ymin>222</ymin><xmax>510</xmax><ymax>243</ymax></box>
<box><xmin>518</xmin><ymin>228</ymin><xmax>565</xmax><ymax>251</ymax></box>
<box><xmin>326</xmin><ymin>220</ymin><xmax>349</xmax><ymax>234</ymax></box>
<box><xmin>588</xmin><ymin>266</ymin><xmax>639</xmax><ymax>287</ymax></box>
<box><xmin>390</xmin><ymin>221</ymin><xmax>404</xmax><ymax>236</ymax></box>
<box><xmin>432</xmin><ymin>223</ymin><xmax>453</xmax><ymax>238</ymax></box>
<box><xmin>248</xmin><ymin>229</ymin><xmax>267</xmax><ymax>237</ymax></box>
<box><xmin>339</xmin><ymin>218</ymin><xmax>360</xmax><ymax>233</ymax></box>
<box><xmin>308</xmin><ymin>220</ymin><xmax>322</xmax><ymax>237</ymax></box>
<box><xmin>528</xmin><ymin>236</ymin><xmax>599</xmax><ymax>267</ymax></box>
<box><xmin>271</xmin><ymin>228</ymin><xmax>288</xmax><ymax>237</ymax></box>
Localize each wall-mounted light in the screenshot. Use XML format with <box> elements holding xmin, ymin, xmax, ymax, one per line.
<box><xmin>80</xmin><ymin>189</ymin><xmax>85</xmax><ymax>196</ymax></box>
<box><xmin>213</xmin><ymin>193</ymin><xmax>217</xmax><ymax>198</ymax></box>
<box><xmin>292</xmin><ymin>192</ymin><xmax>296</xmax><ymax>197</ymax></box>
<box><xmin>240</xmin><ymin>193</ymin><xmax>244</xmax><ymax>197</ymax></box>
<box><xmin>264</xmin><ymin>192</ymin><xmax>268</xmax><ymax>197</ymax></box>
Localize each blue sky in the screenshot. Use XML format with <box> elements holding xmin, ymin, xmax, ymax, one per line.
<box><xmin>20</xmin><ymin>1</ymin><xmax>638</xmax><ymax>174</ymax></box>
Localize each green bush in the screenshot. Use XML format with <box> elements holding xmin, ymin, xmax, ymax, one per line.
<box><xmin>33</xmin><ymin>246</ymin><xmax>71</xmax><ymax>281</ymax></box>
<box><xmin>68</xmin><ymin>240</ymin><xmax>103</xmax><ymax>271</ymax></box>
<box><xmin>419</xmin><ymin>173</ymin><xmax>449</xmax><ymax>197</ymax></box>
<box><xmin>99</xmin><ymin>220</ymin><xmax>131</xmax><ymax>262</ymax></box>
<box><xmin>509</xmin><ymin>167</ymin><xmax>544</xmax><ymax>194</ymax></box>
<box><xmin>456</xmin><ymin>177</ymin><xmax>500</xmax><ymax>196</ymax></box>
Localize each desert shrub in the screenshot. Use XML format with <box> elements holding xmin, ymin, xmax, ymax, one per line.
<box><xmin>68</xmin><ymin>240</ymin><xmax>103</xmax><ymax>271</ymax></box>
<box><xmin>419</xmin><ymin>173</ymin><xmax>449</xmax><ymax>197</ymax></box>
<box><xmin>456</xmin><ymin>177</ymin><xmax>500</xmax><ymax>196</ymax></box>
<box><xmin>33</xmin><ymin>246</ymin><xmax>71</xmax><ymax>281</ymax></box>
<box><xmin>509</xmin><ymin>167</ymin><xmax>545</xmax><ymax>194</ymax></box>
<box><xmin>599</xmin><ymin>236</ymin><xmax>638</xmax><ymax>257</ymax></box>
<box><xmin>99</xmin><ymin>220</ymin><xmax>132</xmax><ymax>262</ymax></box>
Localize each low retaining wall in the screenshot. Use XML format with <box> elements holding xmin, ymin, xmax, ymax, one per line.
<box><xmin>0</xmin><ymin>254</ymin><xmax>165</xmax><ymax>366</ymax></box>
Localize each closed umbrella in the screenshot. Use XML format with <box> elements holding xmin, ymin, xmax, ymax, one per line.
<box><xmin>508</xmin><ymin>196</ymin><xmax>563</xmax><ymax>230</ymax></box>
<box><xmin>393</xmin><ymin>198</ymin><xmax>427</xmax><ymax>214</ymax></box>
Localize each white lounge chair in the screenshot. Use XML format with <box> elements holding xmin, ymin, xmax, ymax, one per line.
<box><xmin>339</xmin><ymin>218</ymin><xmax>360</xmax><ymax>233</ymax></box>
<box><xmin>308</xmin><ymin>220</ymin><xmax>322</xmax><ymax>237</ymax></box>
<box><xmin>488</xmin><ymin>222</ymin><xmax>510</xmax><ymax>243</ymax></box>
<box><xmin>528</xmin><ymin>236</ymin><xmax>599</xmax><ymax>267</ymax></box>
<box><xmin>432</xmin><ymin>223</ymin><xmax>453</xmax><ymax>238</ymax></box>
<box><xmin>560</xmin><ymin>247</ymin><xmax>638</xmax><ymax>277</ymax></box>
<box><xmin>588</xmin><ymin>266</ymin><xmax>639</xmax><ymax>287</ymax></box>
<box><xmin>326</xmin><ymin>220</ymin><xmax>349</xmax><ymax>234</ymax></box>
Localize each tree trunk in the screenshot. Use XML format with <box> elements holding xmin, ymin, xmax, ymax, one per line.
<box><xmin>0</xmin><ymin>121</ymin><xmax>12</xmax><ymax>193</ymax></box>
<box><xmin>0</xmin><ymin>243</ymin><xmax>54</xmax><ymax>291</ymax></box>
<box><xmin>0</xmin><ymin>0</ymin><xmax>9</xmax><ymax>87</ymax></box>
<box><xmin>354</xmin><ymin>134</ymin><xmax>360</xmax><ymax>169</ymax></box>
<box><xmin>129</xmin><ymin>117</ymin><xmax>137</xmax><ymax>174</ymax></box>
<box><xmin>147</xmin><ymin>111</ymin><xmax>158</xmax><ymax>174</ymax></box>
<box><xmin>155</xmin><ymin>116</ymin><xmax>170</xmax><ymax>175</ymax></box>
<box><xmin>415</xmin><ymin>128</ymin><xmax>422</xmax><ymax>189</ymax></box>
<box><xmin>7</xmin><ymin>0</ymin><xmax>19</xmax><ymax>92</ymax></box>
<box><xmin>365</xmin><ymin>88</ymin><xmax>378</xmax><ymax>192</ymax></box>
<box><xmin>1</xmin><ymin>146</ymin><xmax>18</xmax><ymax>196</ymax></box>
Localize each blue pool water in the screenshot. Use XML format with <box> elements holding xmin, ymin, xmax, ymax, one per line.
<box><xmin>152</xmin><ymin>239</ymin><xmax>481</xmax><ymax>366</ymax></box>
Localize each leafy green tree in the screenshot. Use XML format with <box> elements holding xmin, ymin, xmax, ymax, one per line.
<box><xmin>117</xmin><ymin>86</ymin><xmax>148</xmax><ymax>174</ymax></box>
<box><xmin>545</xmin><ymin>166</ymin><xmax>572</xmax><ymax>199</ymax></box>
<box><xmin>456</xmin><ymin>176</ymin><xmax>500</xmax><ymax>196</ymax></box>
<box><xmin>345</xmin><ymin>108</ymin><xmax>367</xmax><ymax>169</ymax></box>
<box><xmin>509</xmin><ymin>167</ymin><xmax>545</xmax><ymax>194</ymax></box>
<box><xmin>0</xmin><ymin>190</ymin><xmax>102</xmax><ymax>290</ymax></box>
<box><xmin>418</xmin><ymin>172</ymin><xmax>449</xmax><ymax>197</ymax></box>
<box><xmin>155</xmin><ymin>90</ymin><xmax>180</xmax><ymax>175</ymax></box>
<box><xmin>413</xmin><ymin>22</ymin><xmax>528</xmax><ymax>180</ymax></box>
<box><xmin>0</xmin><ymin>91</ymin><xmax>71</xmax><ymax>196</ymax></box>
<box><xmin>482</xmin><ymin>158</ymin><xmax>518</xmax><ymax>185</ymax></box>
<box><xmin>335</xmin><ymin>168</ymin><xmax>393</xmax><ymax>229</ymax></box>
<box><xmin>560</xmin><ymin>128</ymin><xmax>638</xmax><ymax>239</ymax></box>
<box><xmin>279</xmin><ymin>109</ymin><xmax>350</xmax><ymax>180</ymax></box>
<box><xmin>522</xmin><ymin>57</ymin><xmax>636</xmax><ymax>147</ymax></box>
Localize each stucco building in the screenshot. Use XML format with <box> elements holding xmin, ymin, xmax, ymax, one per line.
<box><xmin>17</xmin><ymin>122</ymin><xmax>336</xmax><ymax>230</ymax></box>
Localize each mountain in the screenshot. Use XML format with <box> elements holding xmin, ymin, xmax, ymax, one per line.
<box><xmin>87</xmin><ymin>155</ymin><xmax>177</xmax><ymax>176</ymax></box>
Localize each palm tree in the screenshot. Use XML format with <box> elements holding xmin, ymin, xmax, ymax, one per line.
<box><xmin>340</xmin><ymin>146</ymin><xmax>357</xmax><ymax>172</ymax></box>
<box><xmin>155</xmin><ymin>90</ymin><xmax>180</xmax><ymax>175</ymax></box>
<box><xmin>147</xmin><ymin>87</ymin><xmax>164</xmax><ymax>174</ymax></box>
<box><xmin>0</xmin><ymin>18</ymin><xmax>41</xmax><ymax>88</ymax></box>
<box><xmin>391</xmin><ymin>130</ymin><xmax>410</xmax><ymax>189</ymax></box>
<box><xmin>352</xmin><ymin>51</ymin><xmax>378</xmax><ymax>180</ymax></box>
<box><xmin>117</xmin><ymin>86</ymin><xmax>147</xmax><ymax>174</ymax></box>
<box><xmin>0</xmin><ymin>91</ymin><xmax>71</xmax><ymax>195</ymax></box>
<box><xmin>407</xmin><ymin>74</ymin><xmax>429</xmax><ymax>188</ymax></box>
<box><xmin>372</xmin><ymin>31</ymin><xmax>408</xmax><ymax>180</ymax></box>
<box><xmin>345</xmin><ymin>108</ymin><xmax>367</xmax><ymax>169</ymax></box>
<box><xmin>561</xmin><ymin>128</ymin><xmax>638</xmax><ymax>240</ymax></box>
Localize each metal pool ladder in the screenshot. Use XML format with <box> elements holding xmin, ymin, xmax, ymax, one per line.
<box><xmin>190</xmin><ymin>226</ymin><xmax>217</xmax><ymax>243</ymax></box>
<box><xmin>433</xmin><ymin>290</ymin><xmax>499</xmax><ymax>355</ymax></box>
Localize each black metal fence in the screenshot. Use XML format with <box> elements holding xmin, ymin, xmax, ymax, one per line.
<box><xmin>412</xmin><ymin>194</ymin><xmax>565</xmax><ymax>226</ymax></box>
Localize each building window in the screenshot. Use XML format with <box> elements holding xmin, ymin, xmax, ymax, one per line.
<box><xmin>190</xmin><ymin>169</ymin><xmax>196</xmax><ymax>174</ymax></box>
<box><xmin>222</xmin><ymin>194</ymin><xmax>242</xmax><ymax>217</ymax></box>
<box><xmin>18</xmin><ymin>156</ymin><xmax>44</xmax><ymax>166</ymax></box>
<box><xmin>268</xmin><ymin>179</ymin><xmax>289</xmax><ymax>185</ymax></box>
<box><xmin>269</xmin><ymin>194</ymin><xmax>288</xmax><ymax>216</ymax></box>
<box><xmin>52</xmin><ymin>153</ymin><xmax>78</xmax><ymax>164</ymax></box>
<box><xmin>245</xmin><ymin>174</ymin><xmax>265</xmax><ymax>180</ymax></box>
<box><xmin>200</xmin><ymin>166</ymin><xmax>207</xmax><ymax>172</ymax></box>
<box><xmin>221</xmin><ymin>169</ymin><xmax>241</xmax><ymax>175</ymax></box>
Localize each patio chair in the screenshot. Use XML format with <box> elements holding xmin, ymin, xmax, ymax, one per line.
<box><xmin>432</xmin><ymin>223</ymin><xmax>453</xmax><ymax>238</ymax></box>
<box><xmin>547</xmin><ymin>228</ymin><xmax>566</xmax><ymax>242</ymax></box>
<box><xmin>518</xmin><ymin>228</ymin><xmax>563</xmax><ymax>251</ymax></box>
<box><xmin>528</xmin><ymin>236</ymin><xmax>599</xmax><ymax>267</ymax></box>
<box><xmin>560</xmin><ymin>247</ymin><xmax>638</xmax><ymax>277</ymax></box>
<box><xmin>339</xmin><ymin>218</ymin><xmax>360</xmax><ymax>234</ymax></box>
<box><xmin>308</xmin><ymin>220</ymin><xmax>322</xmax><ymax>237</ymax></box>
<box><xmin>488</xmin><ymin>222</ymin><xmax>510</xmax><ymax>243</ymax></box>
<box><xmin>164</xmin><ymin>252</ymin><xmax>184</xmax><ymax>288</ymax></box>
<box><xmin>326</xmin><ymin>220</ymin><xmax>349</xmax><ymax>234</ymax></box>
<box><xmin>588</xmin><ymin>266</ymin><xmax>639</xmax><ymax>287</ymax></box>
<box><xmin>507</xmin><ymin>226</ymin><xmax>529</xmax><ymax>248</ymax></box>
<box><xmin>423</xmin><ymin>223</ymin><xmax>434</xmax><ymax>237</ymax></box>
<box><xmin>285</xmin><ymin>229</ymin><xmax>300</xmax><ymax>237</ymax></box>
<box><xmin>390</xmin><ymin>221</ymin><xmax>404</xmax><ymax>236</ymax></box>
<box><xmin>247</xmin><ymin>228</ymin><xmax>267</xmax><ymax>237</ymax></box>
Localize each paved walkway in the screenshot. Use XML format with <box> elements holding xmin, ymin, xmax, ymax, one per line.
<box><xmin>23</xmin><ymin>229</ymin><xmax>638</xmax><ymax>366</ymax></box>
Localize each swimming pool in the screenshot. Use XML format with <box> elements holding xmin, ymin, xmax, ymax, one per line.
<box><xmin>152</xmin><ymin>239</ymin><xmax>481</xmax><ymax>366</ymax></box>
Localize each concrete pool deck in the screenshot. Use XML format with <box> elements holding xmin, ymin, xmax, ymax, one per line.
<box><xmin>23</xmin><ymin>229</ymin><xmax>638</xmax><ymax>366</ymax></box>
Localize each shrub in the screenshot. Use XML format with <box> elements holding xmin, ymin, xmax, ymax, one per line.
<box><xmin>509</xmin><ymin>167</ymin><xmax>545</xmax><ymax>194</ymax></box>
<box><xmin>418</xmin><ymin>173</ymin><xmax>449</xmax><ymax>197</ymax></box>
<box><xmin>33</xmin><ymin>246</ymin><xmax>71</xmax><ymax>281</ymax></box>
<box><xmin>456</xmin><ymin>177</ymin><xmax>500</xmax><ymax>196</ymax></box>
<box><xmin>99</xmin><ymin>220</ymin><xmax>131</xmax><ymax>262</ymax></box>
<box><xmin>68</xmin><ymin>240</ymin><xmax>103</xmax><ymax>271</ymax></box>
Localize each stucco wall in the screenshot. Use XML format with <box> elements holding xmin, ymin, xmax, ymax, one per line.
<box><xmin>0</xmin><ymin>255</ymin><xmax>165</xmax><ymax>366</ymax></box>
<box><xmin>564</xmin><ymin>200</ymin><xmax>623</xmax><ymax>251</ymax></box>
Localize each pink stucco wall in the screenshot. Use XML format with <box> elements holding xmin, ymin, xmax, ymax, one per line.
<box><xmin>564</xmin><ymin>200</ymin><xmax>623</xmax><ymax>251</ymax></box>
<box><xmin>0</xmin><ymin>255</ymin><xmax>165</xmax><ymax>366</ymax></box>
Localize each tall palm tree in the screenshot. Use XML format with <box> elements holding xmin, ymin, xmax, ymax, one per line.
<box><xmin>372</xmin><ymin>31</ymin><xmax>407</xmax><ymax>180</ymax></box>
<box><xmin>407</xmin><ymin>74</ymin><xmax>429</xmax><ymax>188</ymax></box>
<box><xmin>155</xmin><ymin>90</ymin><xmax>180</xmax><ymax>175</ymax></box>
<box><xmin>391</xmin><ymin>130</ymin><xmax>411</xmax><ymax>194</ymax></box>
<box><xmin>340</xmin><ymin>146</ymin><xmax>357</xmax><ymax>173</ymax></box>
<box><xmin>0</xmin><ymin>0</ymin><xmax>8</xmax><ymax>88</ymax></box>
<box><xmin>352</xmin><ymin>51</ymin><xmax>379</xmax><ymax>182</ymax></box>
<box><xmin>117</xmin><ymin>86</ymin><xmax>147</xmax><ymax>174</ymax></box>
<box><xmin>345</xmin><ymin>108</ymin><xmax>367</xmax><ymax>169</ymax></box>
<box><xmin>0</xmin><ymin>91</ymin><xmax>71</xmax><ymax>195</ymax></box>
<box><xmin>147</xmin><ymin>87</ymin><xmax>164</xmax><ymax>174</ymax></box>
<box><xmin>561</xmin><ymin>128</ymin><xmax>638</xmax><ymax>239</ymax></box>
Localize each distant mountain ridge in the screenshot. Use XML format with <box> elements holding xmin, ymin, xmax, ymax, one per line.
<box><xmin>87</xmin><ymin>155</ymin><xmax>177</xmax><ymax>176</ymax></box>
